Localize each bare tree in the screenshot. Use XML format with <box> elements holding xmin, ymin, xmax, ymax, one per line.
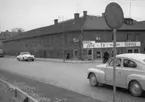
<box><xmin>11</xmin><ymin>28</ymin><xmax>25</xmax><ymax>33</ymax></box>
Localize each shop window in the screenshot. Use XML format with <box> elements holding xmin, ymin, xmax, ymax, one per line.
<box><xmin>127</xmin><ymin>49</ymin><xmax>133</xmax><ymax>53</ymax></box>
<box><xmin>134</xmin><ymin>49</ymin><xmax>139</xmax><ymax>53</ymax></box>
<box><xmin>88</xmin><ymin>49</ymin><xmax>92</xmax><ymax>55</ymax></box>
<box><xmin>96</xmin><ymin>50</ymin><xmax>101</xmax><ymax>59</ymax></box>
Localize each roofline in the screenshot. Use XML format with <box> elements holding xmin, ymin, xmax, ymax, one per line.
<box><xmin>3</xmin><ymin>30</ymin><xmax>82</xmax><ymax>43</ymax></box>
<box><xmin>83</xmin><ymin>29</ymin><xmax>145</xmax><ymax>31</ymax></box>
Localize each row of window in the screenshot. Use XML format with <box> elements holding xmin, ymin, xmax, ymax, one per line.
<box><xmin>109</xmin><ymin>58</ymin><xmax>137</xmax><ymax>68</ymax></box>
<box><xmin>86</xmin><ymin>48</ymin><xmax>140</xmax><ymax>59</ymax></box>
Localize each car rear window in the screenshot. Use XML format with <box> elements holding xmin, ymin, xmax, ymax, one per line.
<box><xmin>20</xmin><ymin>52</ymin><xmax>30</xmax><ymax>55</ymax></box>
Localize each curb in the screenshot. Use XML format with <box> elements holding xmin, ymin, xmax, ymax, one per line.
<box><xmin>0</xmin><ymin>78</ymin><xmax>38</xmax><ymax>102</ymax></box>
<box><xmin>4</xmin><ymin>55</ymin><xmax>102</xmax><ymax>63</ymax></box>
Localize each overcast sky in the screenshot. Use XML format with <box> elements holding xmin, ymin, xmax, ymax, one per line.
<box><xmin>0</xmin><ymin>0</ymin><xmax>145</xmax><ymax>31</ymax></box>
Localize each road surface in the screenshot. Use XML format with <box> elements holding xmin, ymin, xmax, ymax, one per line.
<box><xmin>0</xmin><ymin>57</ymin><xmax>145</xmax><ymax>102</ymax></box>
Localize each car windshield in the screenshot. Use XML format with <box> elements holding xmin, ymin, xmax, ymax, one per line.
<box><xmin>20</xmin><ymin>52</ymin><xmax>30</xmax><ymax>55</ymax></box>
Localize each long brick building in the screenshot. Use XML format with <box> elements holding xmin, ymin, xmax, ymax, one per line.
<box><xmin>3</xmin><ymin>11</ymin><xmax>145</xmax><ymax>60</ymax></box>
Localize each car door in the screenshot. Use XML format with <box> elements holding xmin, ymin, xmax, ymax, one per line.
<box><xmin>105</xmin><ymin>58</ymin><xmax>122</xmax><ymax>86</ymax></box>
<box><xmin>116</xmin><ymin>58</ymin><xmax>138</xmax><ymax>88</ymax></box>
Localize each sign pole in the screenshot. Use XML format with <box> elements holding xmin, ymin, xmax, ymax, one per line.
<box><xmin>113</xmin><ymin>29</ymin><xmax>116</xmax><ymax>102</ymax></box>
<box><xmin>104</xmin><ymin>2</ymin><xmax>124</xmax><ymax>102</ymax></box>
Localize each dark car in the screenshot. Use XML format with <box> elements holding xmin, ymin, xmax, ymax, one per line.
<box><xmin>0</xmin><ymin>49</ymin><xmax>4</xmax><ymax>57</ymax></box>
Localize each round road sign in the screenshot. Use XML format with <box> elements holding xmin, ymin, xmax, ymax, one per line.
<box><xmin>105</xmin><ymin>2</ymin><xmax>124</xmax><ymax>29</ymax></box>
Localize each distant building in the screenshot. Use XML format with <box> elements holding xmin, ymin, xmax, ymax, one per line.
<box><xmin>3</xmin><ymin>11</ymin><xmax>145</xmax><ymax>60</ymax></box>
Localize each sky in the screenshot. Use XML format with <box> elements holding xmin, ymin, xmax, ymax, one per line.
<box><xmin>0</xmin><ymin>0</ymin><xmax>145</xmax><ymax>31</ymax></box>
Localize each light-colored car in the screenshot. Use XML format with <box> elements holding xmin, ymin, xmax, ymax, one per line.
<box><xmin>87</xmin><ymin>53</ymin><xmax>145</xmax><ymax>97</ymax></box>
<box><xmin>16</xmin><ymin>52</ymin><xmax>35</xmax><ymax>61</ymax></box>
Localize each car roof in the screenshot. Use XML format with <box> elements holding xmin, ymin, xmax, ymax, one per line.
<box><xmin>117</xmin><ymin>53</ymin><xmax>145</xmax><ymax>63</ymax></box>
<box><xmin>20</xmin><ymin>52</ymin><xmax>30</xmax><ymax>54</ymax></box>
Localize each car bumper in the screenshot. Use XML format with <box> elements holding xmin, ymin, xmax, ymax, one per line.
<box><xmin>26</xmin><ymin>57</ymin><xmax>34</xmax><ymax>60</ymax></box>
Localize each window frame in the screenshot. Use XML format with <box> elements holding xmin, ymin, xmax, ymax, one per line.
<box><xmin>123</xmin><ymin>58</ymin><xmax>137</xmax><ymax>68</ymax></box>
<box><xmin>108</xmin><ymin>57</ymin><xmax>122</xmax><ymax>67</ymax></box>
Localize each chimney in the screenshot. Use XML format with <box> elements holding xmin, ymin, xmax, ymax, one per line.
<box><xmin>74</xmin><ymin>13</ymin><xmax>79</xmax><ymax>19</ymax></box>
<box><xmin>102</xmin><ymin>13</ymin><xmax>105</xmax><ymax>17</ymax></box>
<box><xmin>83</xmin><ymin>11</ymin><xmax>87</xmax><ymax>17</ymax></box>
<box><xmin>54</xmin><ymin>19</ymin><xmax>58</xmax><ymax>25</ymax></box>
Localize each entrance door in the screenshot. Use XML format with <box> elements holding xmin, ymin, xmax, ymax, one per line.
<box><xmin>73</xmin><ymin>50</ymin><xmax>78</xmax><ymax>59</ymax></box>
<box><xmin>87</xmin><ymin>49</ymin><xmax>93</xmax><ymax>60</ymax></box>
<box><xmin>96</xmin><ymin>50</ymin><xmax>101</xmax><ymax>59</ymax></box>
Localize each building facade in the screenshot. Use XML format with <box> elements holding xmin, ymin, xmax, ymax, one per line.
<box><xmin>3</xmin><ymin>11</ymin><xmax>145</xmax><ymax>60</ymax></box>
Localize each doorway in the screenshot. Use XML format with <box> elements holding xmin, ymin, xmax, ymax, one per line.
<box><xmin>87</xmin><ymin>49</ymin><xmax>93</xmax><ymax>60</ymax></box>
<box><xmin>96</xmin><ymin>50</ymin><xmax>101</xmax><ymax>59</ymax></box>
<box><xmin>73</xmin><ymin>50</ymin><xmax>78</xmax><ymax>59</ymax></box>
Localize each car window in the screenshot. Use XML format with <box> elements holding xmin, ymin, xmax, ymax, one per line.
<box><xmin>109</xmin><ymin>58</ymin><xmax>121</xmax><ymax>67</ymax></box>
<box><xmin>123</xmin><ymin>59</ymin><xmax>137</xmax><ymax>68</ymax></box>
<box><xmin>20</xmin><ymin>52</ymin><xmax>30</xmax><ymax>55</ymax></box>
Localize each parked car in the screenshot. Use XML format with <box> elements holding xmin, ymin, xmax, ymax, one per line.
<box><xmin>87</xmin><ymin>53</ymin><xmax>145</xmax><ymax>97</ymax></box>
<box><xmin>0</xmin><ymin>49</ymin><xmax>4</xmax><ymax>57</ymax></box>
<box><xmin>16</xmin><ymin>52</ymin><xmax>35</xmax><ymax>61</ymax></box>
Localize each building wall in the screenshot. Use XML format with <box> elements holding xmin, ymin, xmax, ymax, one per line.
<box><xmin>82</xmin><ymin>30</ymin><xmax>143</xmax><ymax>60</ymax></box>
<box><xmin>3</xmin><ymin>30</ymin><xmax>144</xmax><ymax>60</ymax></box>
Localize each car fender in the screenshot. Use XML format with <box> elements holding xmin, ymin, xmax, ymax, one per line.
<box><xmin>88</xmin><ymin>68</ymin><xmax>105</xmax><ymax>84</ymax></box>
<box><xmin>127</xmin><ymin>74</ymin><xmax>145</xmax><ymax>90</ymax></box>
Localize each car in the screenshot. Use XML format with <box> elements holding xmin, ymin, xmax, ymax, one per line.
<box><xmin>0</xmin><ymin>49</ymin><xmax>4</xmax><ymax>57</ymax></box>
<box><xmin>16</xmin><ymin>52</ymin><xmax>35</xmax><ymax>61</ymax></box>
<box><xmin>87</xmin><ymin>53</ymin><xmax>145</xmax><ymax>97</ymax></box>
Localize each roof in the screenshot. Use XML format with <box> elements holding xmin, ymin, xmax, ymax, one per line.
<box><xmin>4</xmin><ymin>15</ymin><xmax>145</xmax><ymax>42</ymax></box>
<box><xmin>6</xmin><ymin>17</ymin><xmax>85</xmax><ymax>41</ymax></box>
<box><xmin>117</xmin><ymin>53</ymin><xmax>145</xmax><ymax>64</ymax></box>
<box><xmin>83</xmin><ymin>16</ymin><xmax>145</xmax><ymax>30</ymax></box>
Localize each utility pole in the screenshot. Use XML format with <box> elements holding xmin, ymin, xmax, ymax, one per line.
<box><xmin>129</xmin><ymin>1</ymin><xmax>132</xmax><ymax>18</ymax></box>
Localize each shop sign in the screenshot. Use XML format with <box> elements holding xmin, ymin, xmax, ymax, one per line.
<box><xmin>83</xmin><ymin>41</ymin><xmax>140</xmax><ymax>48</ymax></box>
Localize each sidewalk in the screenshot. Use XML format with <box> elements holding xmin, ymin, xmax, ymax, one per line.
<box><xmin>5</xmin><ymin>55</ymin><xmax>103</xmax><ymax>63</ymax></box>
<box><xmin>0</xmin><ymin>81</ymin><xmax>16</xmax><ymax>102</ymax></box>
<box><xmin>35</xmin><ymin>57</ymin><xmax>102</xmax><ymax>63</ymax></box>
<box><xmin>0</xmin><ymin>70</ymin><xmax>102</xmax><ymax>102</ymax></box>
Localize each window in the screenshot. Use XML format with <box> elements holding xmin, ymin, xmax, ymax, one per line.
<box><xmin>134</xmin><ymin>49</ymin><xmax>139</xmax><ymax>53</ymax></box>
<box><xmin>127</xmin><ymin>49</ymin><xmax>133</xmax><ymax>53</ymax></box>
<box><xmin>88</xmin><ymin>49</ymin><xmax>92</xmax><ymax>55</ymax></box>
<box><xmin>123</xmin><ymin>59</ymin><xmax>137</xmax><ymax>68</ymax></box>
<box><xmin>109</xmin><ymin>58</ymin><xmax>121</xmax><ymax>67</ymax></box>
<box><xmin>96</xmin><ymin>50</ymin><xmax>101</xmax><ymax>59</ymax></box>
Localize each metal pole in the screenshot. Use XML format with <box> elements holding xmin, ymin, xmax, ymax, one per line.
<box><xmin>113</xmin><ymin>29</ymin><xmax>116</xmax><ymax>102</ymax></box>
<box><xmin>62</xmin><ymin>17</ymin><xmax>65</xmax><ymax>62</ymax></box>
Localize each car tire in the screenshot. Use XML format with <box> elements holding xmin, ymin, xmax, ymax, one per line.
<box><xmin>89</xmin><ymin>73</ymin><xmax>98</xmax><ymax>87</ymax></box>
<box><xmin>17</xmin><ymin>58</ymin><xmax>20</xmax><ymax>61</ymax></box>
<box><xmin>31</xmin><ymin>59</ymin><xmax>34</xmax><ymax>61</ymax></box>
<box><xmin>129</xmin><ymin>81</ymin><xmax>143</xmax><ymax>97</ymax></box>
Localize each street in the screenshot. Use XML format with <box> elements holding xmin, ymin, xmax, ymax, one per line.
<box><xmin>0</xmin><ymin>57</ymin><xmax>145</xmax><ymax>102</ymax></box>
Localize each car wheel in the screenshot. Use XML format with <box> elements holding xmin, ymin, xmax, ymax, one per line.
<box><xmin>89</xmin><ymin>73</ymin><xmax>98</xmax><ymax>86</ymax></box>
<box><xmin>17</xmin><ymin>58</ymin><xmax>20</xmax><ymax>61</ymax></box>
<box><xmin>31</xmin><ymin>59</ymin><xmax>34</xmax><ymax>61</ymax></box>
<box><xmin>129</xmin><ymin>81</ymin><xmax>143</xmax><ymax>97</ymax></box>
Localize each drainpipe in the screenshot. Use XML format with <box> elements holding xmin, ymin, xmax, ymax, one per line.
<box><xmin>80</xmin><ymin>28</ymin><xmax>83</xmax><ymax>60</ymax></box>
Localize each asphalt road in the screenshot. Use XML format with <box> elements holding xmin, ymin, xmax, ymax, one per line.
<box><xmin>0</xmin><ymin>57</ymin><xmax>145</xmax><ymax>102</ymax></box>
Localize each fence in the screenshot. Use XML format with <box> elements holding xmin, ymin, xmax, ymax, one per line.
<box><xmin>0</xmin><ymin>78</ymin><xmax>38</xmax><ymax>102</ymax></box>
